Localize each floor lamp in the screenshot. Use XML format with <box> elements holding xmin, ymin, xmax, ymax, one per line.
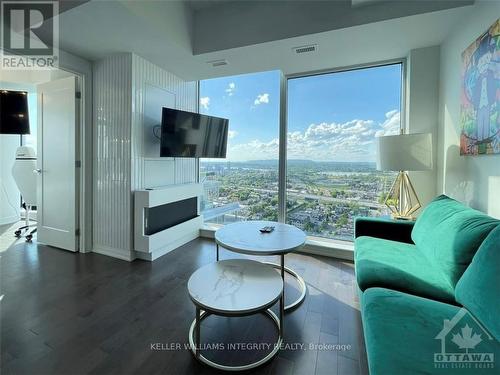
<box><xmin>376</xmin><ymin>132</ymin><xmax>433</xmax><ymax>220</ymax></box>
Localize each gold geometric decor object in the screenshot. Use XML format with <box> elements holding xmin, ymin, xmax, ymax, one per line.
<box><xmin>384</xmin><ymin>171</ymin><xmax>421</xmax><ymax>220</ymax></box>
<box><xmin>376</xmin><ymin>132</ymin><xmax>432</xmax><ymax>219</ymax></box>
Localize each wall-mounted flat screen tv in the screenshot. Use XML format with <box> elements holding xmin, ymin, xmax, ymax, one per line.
<box><xmin>160</xmin><ymin>108</ymin><xmax>229</xmax><ymax>158</ymax></box>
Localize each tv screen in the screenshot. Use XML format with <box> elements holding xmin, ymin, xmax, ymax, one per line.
<box><xmin>0</xmin><ymin>90</ymin><xmax>30</xmax><ymax>135</ymax></box>
<box><xmin>160</xmin><ymin>108</ymin><xmax>228</xmax><ymax>158</ymax></box>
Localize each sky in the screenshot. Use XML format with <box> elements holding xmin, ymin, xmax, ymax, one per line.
<box><xmin>199</xmin><ymin>64</ymin><xmax>402</xmax><ymax>162</ymax></box>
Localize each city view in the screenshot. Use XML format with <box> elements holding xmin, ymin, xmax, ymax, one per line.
<box><xmin>199</xmin><ymin>64</ymin><xmax>402</xmax><ymax>242</ymax></box>
<box><xmin>200</xmin><ymin>160</ymin><xmax>394</xmax><ymax>241</ymax></box>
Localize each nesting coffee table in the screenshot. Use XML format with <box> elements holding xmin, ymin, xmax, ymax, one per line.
<box><xmin>215</xmin><ymin>220</ymin><xmax>307</xmax><ymax>312</ymax></box>
<box><xmin>188</xmin><ymin>258</ymin><xmax>284</xmax><ymax>371</ymax></box>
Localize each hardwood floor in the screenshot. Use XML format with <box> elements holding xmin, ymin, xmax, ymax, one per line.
<box><xmin>0</xmin><ymin>237</ymin><xmax>368</xmax><ymax>375</ymax></box>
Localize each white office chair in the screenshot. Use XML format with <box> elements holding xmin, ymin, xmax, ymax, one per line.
<box><xmin>11</xmin><ymin>146</ymin><xmax>37</xmax><ymax>242</ymax></box>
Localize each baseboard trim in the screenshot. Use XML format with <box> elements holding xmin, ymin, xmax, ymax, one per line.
<box><xmin>92</xmin><ymin>245</ymin><xmax>135</xmax><ymax>262</ymax></box>
<box><xmin>199</xmin><ymin>227</ymin><xmax>215</xmax><ymax>239</ymax></box>
<box><xmin>134</xmin><ymin>231</ymin><xmax>199</xmax><ymax>261</ymax></box>
<box><xmin>300</xmin><ymin>244</ymin><xmax>353</xmax><ymax>262</ymax></box>
<box><xmin>21</xmin><ymin>210</ymin><xmax>37</xmax><ymax>221</ymax></box>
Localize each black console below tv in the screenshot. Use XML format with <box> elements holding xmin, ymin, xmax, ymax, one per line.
<box><xmin>144</xmin><ymin>197</ymin><xmax>198</xmax><ymax>236</ymax></box>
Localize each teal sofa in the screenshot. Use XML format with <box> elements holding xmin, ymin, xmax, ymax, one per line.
<box><xmin>354</xmin><ymin>195</ymin><xmax>500</xmax><ymax>374</ymax></box>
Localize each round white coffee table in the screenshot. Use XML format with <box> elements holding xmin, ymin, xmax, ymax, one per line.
<box><xmin>188</xmin><ymin>259</ymin><xmax>284</xmax><ymax>371</ymax></box>
<box><xmin>215</xmin><ymin>221</ymin><xmax>307</xmax><ymax>312</ymax></box>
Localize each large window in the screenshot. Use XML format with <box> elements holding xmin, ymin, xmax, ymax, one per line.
<box><xmin>286</xmin><ymin>64</ymin><xmax>402</xmax><ymax>240</ymax></box>
<box><xmin>199</xmin><ymin>63</ymin><xmax>403</xmax><ymax>242</ymax></box>
<box><xmin>199</xmin><ymin>70</ymin><xmax>281</xmax><ymax>224</ymax></box>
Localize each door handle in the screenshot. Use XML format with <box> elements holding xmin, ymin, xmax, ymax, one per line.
<box><xmin>33</xmin><ymin>169</ymin><xmax>42</xmax><ymax>174</ymax></box>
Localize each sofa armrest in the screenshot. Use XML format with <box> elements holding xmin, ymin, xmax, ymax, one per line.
<box><xmin>354</xmin><ymin>217</ymin><xmax>415</xmax><ymax>244</ymax></box>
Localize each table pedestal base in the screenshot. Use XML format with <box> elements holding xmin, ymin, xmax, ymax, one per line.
<box><xmin>216</xmin><ymin>244</ymin><xmax>307</xmax><ymax>313</ymax></box>
<box><xmin>263</xmin><ymin>262</ymin><xmax>307</xmax><ymax>311</ymax></box>
<box><xmin>188</xmin><ymin>309</ymin><xmax>283</xmax><ymax>371</ymax></box>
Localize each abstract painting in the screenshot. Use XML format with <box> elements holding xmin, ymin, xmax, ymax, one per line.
<box><xmin>460</xmin><ymin>18</ymin><xmax>500</xmax><ymax>155</ymax></box>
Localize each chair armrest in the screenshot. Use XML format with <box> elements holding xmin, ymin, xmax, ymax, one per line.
<box><xmin>354</xmin><ymin>217</ymin><xmax>415</xmax><ymax>244</ymax></box>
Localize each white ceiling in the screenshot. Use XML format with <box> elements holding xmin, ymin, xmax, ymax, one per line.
<box><xmin>193</xmin><ymin>5</ymin><xmax>471</xmax><ymax>79</ymax></box>
<box><xmin>190</xmin><ymin>0</ymin><xmax>472</xmax><ymax>54</ymax></box>
<box><xmin>46</xmin><ymin>0</ymin><xmax>474</xmax><ymax>81</ymax></box>
<box><xmin>0</xmin><ymin>69</ymin><xmax>74</xmax><ymax>85</ymax></box>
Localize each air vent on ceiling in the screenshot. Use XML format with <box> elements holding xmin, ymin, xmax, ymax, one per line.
<box><xmin>293</xmin><ymin>44</ymin><xmax>318</xmax><ymax>54</ymax></box>
<box><xmin>207</xmin><ymin>59</ymin><xmax>228</xmax><ymax>67</ymax></box>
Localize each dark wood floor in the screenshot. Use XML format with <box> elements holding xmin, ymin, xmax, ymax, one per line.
<box><xmin>0</xmin><ymin>237</ymin><xmax>368</xmax><ymax>375</ymax></box>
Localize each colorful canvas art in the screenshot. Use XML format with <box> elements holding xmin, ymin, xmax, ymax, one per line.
<box><xmin>460</xmin><ymin>19</ymin><xmax>500</xmax><ymax>155</ymax></box>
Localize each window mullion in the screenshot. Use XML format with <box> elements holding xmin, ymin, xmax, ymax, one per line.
<box><xmin>278</xmin><ymin>72</ymin><xmax>287</xmax><ymax>223</ymax></box>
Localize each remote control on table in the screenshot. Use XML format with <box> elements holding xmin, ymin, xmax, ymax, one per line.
<box><xmin>259</xmin><ymin>226</ymin><xmax>275</xmax><ymax>233</ymax></box>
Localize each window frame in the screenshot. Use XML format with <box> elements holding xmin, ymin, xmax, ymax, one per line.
<box><xmin>198</xmin><ymin>58</ymin><xmax>407</xmax><ymax>248</ymax></box>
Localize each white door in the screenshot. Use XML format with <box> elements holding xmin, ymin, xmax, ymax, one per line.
<box><xmin>36</xmin><ymin>76</ymin><xmax>78</xmax><ymax>252</ymax></box>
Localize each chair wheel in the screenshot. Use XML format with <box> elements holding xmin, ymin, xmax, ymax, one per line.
<box><xmin>26</xmin><ymin>235</ymin><xmax>33</xmax><ymax>242</ymax></box>
<box><xmin>14</xmin><ymin>230</ymin><xmax>21</xmax><ymax>237</ymax></box>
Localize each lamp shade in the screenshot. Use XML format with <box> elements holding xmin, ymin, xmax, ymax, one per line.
<box><xmin>0</xmin><ymin>90</ymin><xmax>30</xmax><ymax>135</ymax></box>
<box><xmin>377</xmin><ymin>133</ymin><xmax>433</xmax><ymax>171</ymax></box>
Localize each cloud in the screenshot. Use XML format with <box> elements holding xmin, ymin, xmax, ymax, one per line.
<box><xmin>228</xmin><ymin>138</ymin><xmax>279</xmax><ymax>160</ymax></box>
<box><xmin>286</xmin><ymin>119</ymin><xmax>378</xmax><ymax>161</ymax></box>
<box><xmin>254</xmin><ymin>93</ymin><xmax>269</xmax><ymax>105</ymax></box>
<box><xmin>226</xmin><ymin>110</ymin><xmax>401</xmax><ymax>162</ymax></box>
<box><xmin>199</xmin><ymin>96</ymin><xmax>210</xmax><ymax>110</ymax></box>
<box><xmin>225</xmin><ymin>82</ymin><xmax>236</xmax><ymax>96</ymax></box>
<box><xmin>228</xmin><ymin>130</ymin><xmax>238</xmax><ymax>139</ymax></box>
<box><xmin>375</xmin><ymin>110</ymin><xmax>401</xmax><ymax>137</ymax></box>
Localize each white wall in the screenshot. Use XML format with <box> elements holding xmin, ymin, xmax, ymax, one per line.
<box><xmin>0</xmin><ymin>135</ymin><xmax>20</xmax><ymax>225</ymax></box>
<box><xmin>131</xmin><ymin>54</ymin><xmax>198</xmax><ymax>191</ymax></box>
<box><xmin>406</xmin><ymin>46</ymin><xmax>440</xmax><ymax>211</ymax></box>
<box><xmin>93</xmin><ymin>53</ymin><xmax>198</xmax><ymax>261</ymax></box>
<box><xmin>437</xmin><ymin>0</ymin><xmax>500</xmax><ymax>218</ymax></box>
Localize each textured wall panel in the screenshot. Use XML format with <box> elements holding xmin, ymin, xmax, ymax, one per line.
<box><xmin>93</xmin><ymin>54</ymin><xmax>132</xmax><ymax>254</ymax></box>
<box><xmin>93</xmin><ymin>53</ymin><xmax>197</xmax><ymax>256</ymax></box>
<box><xmin>131</xmin><ymin>54</ymin><xmax>198</xmax><ymax>191</ymax></box>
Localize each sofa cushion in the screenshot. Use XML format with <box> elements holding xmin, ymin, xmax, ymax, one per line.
<box><xmin>362</xmin><ymin>288</ymin><xmax>500</xmax><ymax>375</ymax></box>
<box><xmin>455</xmin><ymin>225</ymin><xmax>500</xmax><ymax>341</ymax></box>
<box><xmin>412</xmin><ymin>195</ymin><xmax>499</xmax><ymax>286</ymax></box>
<box><xmin>355</xmin><ymin>236</ymin><xmax>455</xmax><ymax>303</ymax></box>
